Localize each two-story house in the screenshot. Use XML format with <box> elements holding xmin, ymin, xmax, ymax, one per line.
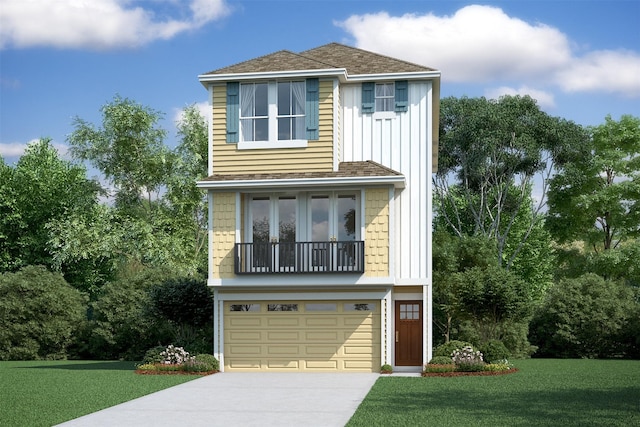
<box><xmin>197</xmin><ymin>43</ymin><xmax>440</xmax><ymax>372</ymax></box>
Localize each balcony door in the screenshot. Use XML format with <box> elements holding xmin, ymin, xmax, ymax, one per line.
<box><xmin>309</xmin><ymin>193</ymin><xmax>357</xmax><ymax>271</ymax></box>
<box><xmin>249</xmin><ymin>195</ymin><xmax>297</xmax><ymax>271</ymax></box>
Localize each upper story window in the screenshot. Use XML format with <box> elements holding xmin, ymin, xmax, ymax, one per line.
<box><xmin>361</xmin><ymin>80</ymin><xmax>408</xmax><ymax>114</ymax></box>
<box><xmin>227</xmin><ymin>79</ymin><xmax>319</xmax><ymax>147</ymax></box>
<box><xmin>375</xmin><ymin>83</ymin><xmax>395</xmax><ymax>112</ymax></box>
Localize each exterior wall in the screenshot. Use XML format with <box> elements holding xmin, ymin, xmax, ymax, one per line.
<box><xmin>211</xmin><ymin>79</ymin><xmax>335</xmax><ymax>174</ymax></box>
<box><xmin>342</xmin><ymin>81</ymin><xmax>432</xmax><ymax>283</ymax></box>
<box><xmin>364</xmin><ymin>187</ymin><xmax>390</xmax><ymax>277</ymax></box>
<box><xmin>212</xmin><ymin>192</ymin><xmax>236</xmax><ymax>279</ymax></box>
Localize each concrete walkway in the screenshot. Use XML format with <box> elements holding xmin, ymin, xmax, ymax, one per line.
<box><xmin>56</xmin><ymin>373</ymin><xmax>380</xmax><ymax>427</ymax></box>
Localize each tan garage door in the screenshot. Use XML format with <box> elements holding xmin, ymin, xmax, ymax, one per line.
<box><xmin>224</xmin><ymin>300</ymin><xmax>380</xmax><ymax>372</ymax></box>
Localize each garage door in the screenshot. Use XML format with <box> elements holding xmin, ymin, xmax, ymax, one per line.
<box><xmin>224</xmin><ymin>300</ymin><xmax>380</xmax><ymax>371</ymax></box>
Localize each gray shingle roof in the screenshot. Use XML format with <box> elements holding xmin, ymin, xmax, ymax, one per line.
<box><xmin>199</xmin><ymin>161</ymin><xmax>402</xmax><ymax>182</ymax></box>
<box><xmin>202</xmin><ymin>43</ymin><xmax>436</xmax><ymax>76</ymax></box>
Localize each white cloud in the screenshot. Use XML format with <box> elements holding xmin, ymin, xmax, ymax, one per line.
<box><xmin>485</xmin><ymin>86</ymin><xmax>556</xmax><ymax>109</ymax></box>
<box><xmin>173</xmin><ymin>101</ymin><xmax>211</xmax><ymax>126</ymax></box>
<box><xmin>337</xmin><ymin>5</ymin><xmax>640</xmax><ymax>97</ymax></box>
<box><xmin>0</xmin><ymin>140</ymin><xmax>69</xmax><ymax>159</ymax></box>
<box><xmin>0</xmin><ymin>0</ymin><xmax>230</xmax><ymax>50</ymax></box>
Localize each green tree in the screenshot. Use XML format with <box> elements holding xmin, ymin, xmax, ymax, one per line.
<box><xmin>530</xmin><ymin>273</ymin><xmax>638</xmax><ymax>358</ymax></box>
<box><xmin>436</xmin><ymin>96</ymin><xmax>588</xmax><ymax>268</ymax></box>
<box><xmin>0</xmin><ymin>266</ymin><xmax>86</xmax><ymax>360</ymax></box>
<box><xmin>547</xmin><ymin>115</ymin><xmax>640</xmax><ymax>253</ymax></box>
<box><xmin>0</xmin><ymin>139</ymin><xmax>106</xmax><ymax>292</ymax></box>
<box><xmin>67</xmin><ymin>95</ymin><xmax>172</xmax><ymax>211</ymax></box>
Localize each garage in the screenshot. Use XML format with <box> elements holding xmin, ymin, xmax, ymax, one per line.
<box><xmin>223</xmin><ymin>300</ymin><xmax>380</xmax><ymax>371</ymax></box>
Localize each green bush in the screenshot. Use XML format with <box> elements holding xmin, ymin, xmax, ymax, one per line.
<box><xmin>0</xmin><ymin>266</ymin><xmax>86</xmax><ymax>360</ymax></box>
<box><xmin>530</xmin><ymin>273</ymin><xmax>638</xmax><ymax>358</ymax></box>
<box><xmin>480</xmin><ymin>340</ymin><xmax>510</xmax><ymax>363</ymax></box>
<box><xmin>194</xmin><ymin>354</ymin><xmax>219</xmax><ymax>371</ymax></box>
<box><xmin>380</xmin><ymin>364</ymin><xmax>393</xmax><ymax>373</ymax></box>
<box><xmin>484</xmin><ymin>363</ymin><xmax>512</xmax><ymax>372</ymax></box>
<box><xmin>428</xmin><ymin>356</ymin><xmax>453</xmax><ymax>365</ymax></box>
<box><xmin>141</xmin><ymin>346</ymin><xmax>166</xmax><ymax>365</ymax></box>
<box><xmin>434</xmin><ymin>340</ymin><xmax>475</xmax><ymax>357</ymax></box>
<box><xmin>424</xmin><ymin>364</ymin><xmax>456</xmax><ymax>373</ymax></box>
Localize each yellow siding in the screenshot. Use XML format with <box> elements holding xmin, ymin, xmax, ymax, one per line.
<box><xmin>364</xmin><ymin>188</ymin><xmax>390</xmax><ymax>277</ymax></box>
<box><xmin>213</xmin><ymin>192</ymin><xmax>236</xmax><ymax>279</ymax></box>
<box><xmin>211</xmin><ymin>80</ymin><xmax>335</xmax><ymax>174</ymax></box>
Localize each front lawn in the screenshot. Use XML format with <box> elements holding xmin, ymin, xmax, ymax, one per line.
<box><xmin>348</xmin><ymin>359</ymin><xmax>640</xmax><ymax>426</ymax></box>
<box><xmin>0</xmin><ymin>360</ymin><xmax>197</xmax><ymax>427</ymax></box>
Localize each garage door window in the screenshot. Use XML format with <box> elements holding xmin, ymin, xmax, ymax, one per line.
<box><xmin>344</xmin><ymin>303</ymin><xmax>376</xmax><ymax>311</ymax></box>
<box><xmin>268</xmin><ymin>303</ymin><xmax>298</xmax><ymax>311</ymax></box>
<box><xmin>305</xmin><ymin>303</ymin><xmax>337</xmax><ymax>311</ymax></box>
<box><xmin>230</xmin><ymin>304</ymin><xmax>260</xmax><ymax>312</ymax></box>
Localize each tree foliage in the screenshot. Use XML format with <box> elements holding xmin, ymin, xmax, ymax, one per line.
<box><xmin>0</xmin><ymin>266</ymin><xmax>86</xmax><ymax>360</ymax></box>
<box><xmin>547</xmin><ymin>114</ymin><xmax>640</xmax><ymax>252</ymax></box>
<box><xmin>436</xmin><ymin>95</ymin><xmax>588</xmax><ymax>268</ymax></box>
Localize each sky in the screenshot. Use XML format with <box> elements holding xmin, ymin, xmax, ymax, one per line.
<box><xmin>1</xmin><ymin>0</ymin><xmax>639</xmax><ymax>166</ymax></box>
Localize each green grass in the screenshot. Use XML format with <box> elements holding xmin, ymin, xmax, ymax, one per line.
<box><xmin>0</xmin><ymin>360</ymin><xmax>197</xmax><ymax>427</ymax></box>
<box><xmin>347</xmin><ymin>359</ymin><xmax>640</xmax><ymax>427</ymax></box>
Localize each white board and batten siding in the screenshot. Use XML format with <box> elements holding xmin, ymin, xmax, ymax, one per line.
<box><xmin>341</xmin><ymin>81</ymin><xmax>432</xmax><ymax>283</ymax></box>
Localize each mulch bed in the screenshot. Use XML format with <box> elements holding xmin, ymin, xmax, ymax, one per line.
<box><xmin>422</xmin><ymin>368</ymin><xmax>518</xmax><ymax>377</ymax></box>
<box><xmin>135</xmin><ymin>370</ymin><xmax>218</xmax><ymax>376</ymax></box>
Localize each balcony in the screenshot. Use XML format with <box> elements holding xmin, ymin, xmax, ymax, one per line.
<box><xmin>234</xmin><ymin>241</ymin><xmax>365</xmax><ymax>274</ymax></box>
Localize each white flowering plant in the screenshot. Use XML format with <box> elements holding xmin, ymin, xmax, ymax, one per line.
<box><xmin>160</xmin><ymin>345</ymin><xmax>194</xmax><ymax>365</ymax></box>
<box><xmin>452</xmin><ymin>346</ymin><xmax>485</xmax><ymax>372</ymax></box>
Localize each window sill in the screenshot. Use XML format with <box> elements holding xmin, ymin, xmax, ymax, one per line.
<box><xmin>373</xmin><ymin>111</ymin><xmax>397</xmax><ymax>120</ymax></box>
<box><xmin>237</xmin><ymin>140</ymin><xmax>308</xmax><ymax>150</ymax></box>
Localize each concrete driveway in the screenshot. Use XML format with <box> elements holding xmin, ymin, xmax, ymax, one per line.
<box><xmin>56</xmin><ymin>373</ymin><xmax>380</xmax><ymax>427</ymax></box>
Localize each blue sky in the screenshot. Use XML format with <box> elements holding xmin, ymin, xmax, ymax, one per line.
<box><xmin>1</xmin><ymin>0</ymin><xmax>639</xmax><ymax>164</ymax></box>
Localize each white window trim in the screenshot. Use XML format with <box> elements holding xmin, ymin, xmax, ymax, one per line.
<box><xmin>239</xmin><ymin>80</ymin><xmax>309</xmax><ymax>148</ymax></box>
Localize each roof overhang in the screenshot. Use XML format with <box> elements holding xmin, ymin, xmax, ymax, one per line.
<box><xmin>196</xmin><ymin>174</ymin><xmax>405</xmax><ymax>191</ymax></box>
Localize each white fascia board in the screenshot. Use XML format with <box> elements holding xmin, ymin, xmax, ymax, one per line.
<box><xmin>198</xmin><ymin>69</ymin><xmax>347</xmax><ymax>86</ymax></box>
<box><xmin>345</xmin><ymin>71</ymin><xmax>441</xmax><ymax>82</ymax></box>
<box><xmin>197</xmin><ymin>175</ymin><xmax>405</xmax><ymax>190</ymax></box>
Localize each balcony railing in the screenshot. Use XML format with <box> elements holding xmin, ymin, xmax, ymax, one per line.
<box><xmin>234</xmin><ymin>241</ymin><xmax>365</xmax><ymax>274</ymax></box>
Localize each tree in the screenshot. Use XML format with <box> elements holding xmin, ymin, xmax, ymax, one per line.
<box><xmin>0</xmin><ymin>266</ymin><xmax>86</xmax><ymax>360</ymax></box>
<box><xmin>0</xmin><ymin>139</ymin><xmax>106</xmax><ymax>292</ymax></box>
<box><xmin>67</xmin><ymin>95</ymin><xmax>172</xmax><ymax>211</ymax></box>
<box><xmin>435</xmin><ymin>95</ymin><xmax>589</xmax><ymax>269</ymax></box>
<box><xmin>547</xmin><ymin>115</ymin><xmax>640</xmax><ymax>252</ymax></box>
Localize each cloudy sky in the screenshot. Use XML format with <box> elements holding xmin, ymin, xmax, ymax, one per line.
<box><xmin>1</xmin><ymin>0</ymin><xmax>639</xmax><ymax>163</ymax></box>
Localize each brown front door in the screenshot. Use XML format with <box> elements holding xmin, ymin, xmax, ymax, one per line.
<box><xmin>395</xmin><ymin>301</ymin><xmax>423</xmax><ymax>366</ymax></box>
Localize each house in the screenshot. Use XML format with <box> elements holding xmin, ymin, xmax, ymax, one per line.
<box><xmin>196</xmin><ymin>43</ymin><xmax>440</xmax><ymax>372</ymax></box>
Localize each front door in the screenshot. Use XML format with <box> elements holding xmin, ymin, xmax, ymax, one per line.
<box><xmin>395</xmin><ymin>301</ymin><xmax>423</xmax><ymax>366</ymax></box>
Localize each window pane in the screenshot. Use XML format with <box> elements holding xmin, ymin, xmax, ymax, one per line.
<box><xmin>337</xmin><ymin>195</ymin><xmax>356</xmax><ymax>240</ymax></box>
<box><xmin>278</xmin><ymin>117</ymin><xmax>291</xmax><ymax>140</ymax></box>
<box><xmin>305</xmin><ymin>303</ymin><xmax>337</xmax><ymax>311</ymax></box>
<box><xmin>311</xmin><ymin>196</ymin><xmax>329</xmax><ymax>241</ymax></box>
<box><xmin>241</xmin><ymin>118</ymin><xmax>253</xmax><ymax>141</ymax></box>
<box><xmin>268</xmin><ymin>303</ymin><xmax>298</xmax><ymax>311</ymax></box>
<box><xmin>291</xmin><ymin>81</ymin><xmax>305</xmax><ymax>115</ymax></box>
<box><xmin>278</xmin><ymin>82</ymin><xmax>291</xmax><ymax>115</ymax></box>
<box><xmin>252</xmin><ymin>197</ymin><xmax>270</xmax><ymax>243</ymax></box>
<box><xmin>254</xmin><ymin>118</ymin><xmax>268</xmax><ymax>141</ymax></box>
<box><xmin>278</xmin><ymin>197</ymin><xmax>296</xmax><ymax>243</ymax></box>
<box><xmin>240</xmin><ymin>84</ymin><xmax>254</xmax><ymax>118</ymax></box>
<box><xmin>230</xmin><ymin>304</ymin><xmax>260</xmax><ymax>312</ymax></box>
<box><xmin>293</xmin><ymin>116</ymin><xmax>305</xmax><ymax>139</ymax></box>
<box><xmin>254</xmin><ymin>83</ymin><xmax>268</xmax><ymax>116</ymax></box>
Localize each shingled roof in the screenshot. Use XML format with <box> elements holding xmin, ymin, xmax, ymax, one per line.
<box><xmin>202</xmin><ymin>42</ymin><xmax>436</xmax><ymax>77</ymax></box>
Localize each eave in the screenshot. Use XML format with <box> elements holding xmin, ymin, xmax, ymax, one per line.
<box><xmin>196</xmin><ymin>174</ymin><xmax>405</xmax><ymax>191</ymax></box>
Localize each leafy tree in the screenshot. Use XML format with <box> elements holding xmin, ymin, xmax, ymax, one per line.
<box><xmin>547</xmin><ymin>114</ymin><xmax>640</xmax><ymax>253</ymax></box>
<box><xmin>67</xmin><ymin>95</ymin><xmax>173</xmax><ymax>211</ymax></box>
<box><xmin>530</xmin><ymin>273</ymin><xmax>638</xmax><ymax>358</ymax></box>
<box><xmin>435</xmin><ymin>95</ymin><xmax>588</xmax><ymax>268</ymax></box>
<box><xmin>0</xmin><ymin>266</ymin><xmax>86</xmax><ymax>360</ymax></box>
<box><xmin>0</xmin><ymin>139</ymin><xmax>106</xmax><ymax>292</ymax></box>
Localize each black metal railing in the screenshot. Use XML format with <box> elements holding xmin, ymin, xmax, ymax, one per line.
<box><xmin>234</xmin><ymin>241</ymin><xmax>365</xmax><ymax>274</ymax></box>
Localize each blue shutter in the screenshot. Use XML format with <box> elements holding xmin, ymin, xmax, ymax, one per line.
<box><xmin>361</xmin><ymin>82</ymin><xmax>374</xmax><ymax>113</ymax></box>
<box><xmin>226</xmin><ymin>82</ymin><xmax>239</xmax><ymax>143</ymax></box>
<box><xmin>395</xmin><ymin>80</ymin><xmax>408</xmax><ymax>112</ymax></box>
<box><xmin>306</xmin><ymin>78</ymin><xmax>319</xmax><ymax>140</ymax></box>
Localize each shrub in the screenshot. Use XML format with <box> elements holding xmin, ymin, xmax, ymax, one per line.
<box><xmin>428</xmin><ymin>356</ymin><xmax>453</xmax><ymax>365</ymax></box>
<box><xmin>380</xmin><ymin>364</ymin><xmax>393</xmax><ymax>373</ymax></box>
<box><xmin>484</xmin><ymin>362</ymin><xmax>512</xmax><ymax>372</ymax></box>
<box><xmin>141</xmin><ymin>346</ymin><xmax>166</xmax><ymax>365</ymax></box>
<box><xmin>434</xmin><ymin>340</ymin><xmax>474</xmax><ymax>357</ymax></box>
<box><xmin>480</xmin><ymin>340</ymin><xmax>510</xmax><ymax>363</ymax></box>
<box><xmin>424</xmin><ymin>364</ymin><xmax>456</xmax><ymax>373</ymax></box>
<box><xmin>193</xmin><ymin>354</ymin><xmax>219</xmax><ymax>371</ymax></box>
<box><xmin>136</xmin><ymin>363</ymin><xmax>157</xmax><ymax>371</ymax></box>
<box><xmin>452</xmin><ymin>346</ymin><xmax>485</xmax><ymax>372</ymax></box>
<box><xmin>160</xmin><ymin>345</ymin><xmax>193</xmax><ymax>365</ymax></box>
<box><xmin>0</xmin><ymin>266</ymin><xmax>86</xmax><ymax>360</ymax></box>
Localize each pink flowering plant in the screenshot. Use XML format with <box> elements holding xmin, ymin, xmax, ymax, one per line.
<box><xmin>452</xmin><ymin>346</ymin><xmax>485</xmax><ymax>372</ymax></box>
<box><xmin>160</xmin><ymin>345</ymin><xmax>194</xmax><ymax>365</ymax></box>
